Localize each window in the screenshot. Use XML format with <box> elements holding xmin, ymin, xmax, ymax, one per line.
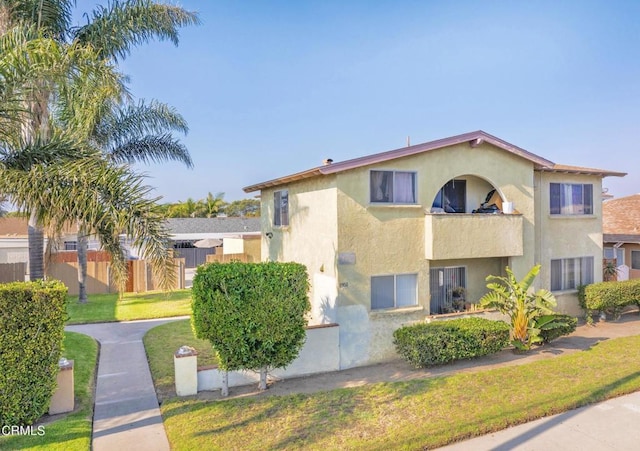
<box><xmin>604</xmin><ymin>246</ymin><xmax>624</xmax><ymax>266</ymax></box>
<box><xmin>432</xmin><ymin>180</ymin><xmax>466</xmax><ymax>213</ymax></box>
<box><xmin>371</xmin><ymin>274</ymin><xmax>417</xmax><ymax>310</ymax></box>
<box><xmin>550</xmin><ymin>257</ymin><xmax>594</xmax><ymax>291</ymax></box>
<box><xmin>632</xmin><ymin>251</ymin><xmax>640</xmax><ymax>270</ymax></box>
<box><xmin>550</xmin><ymin>183</ymin><xmax>593</xmax><ymax>215</ymax></box>
<box><xmin>64</xmin><ymin>241</ymin><xmax>77</xmax><ymax>251</ymax></box>
<box><xmin>274</xmin><ymin>190</ymin><xmax>289</xmax><ymax>226</ymax></box>
<box><xmin>370</xmin><ymin>170</ymin><xmax>416</xmax><ymax>204</ymax></box>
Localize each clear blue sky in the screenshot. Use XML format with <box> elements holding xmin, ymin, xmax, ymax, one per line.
<box><xmin>74</xmin><ymin>0</ymin><xmax>640</xmax><ymax>203</ymax></box>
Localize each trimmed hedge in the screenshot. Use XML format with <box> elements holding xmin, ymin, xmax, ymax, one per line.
<box><xmin>581</xmin><ymin>279</ymin><xmax>640</xmax><ymax>319</ymax></box>
<box><xmin>0</xmin><ymin>280</ymin><xmax>68</xmax><ymax>427</ymax></box>
<box><xmin>393</xmin><ymin>317</ymin><xmax>510</xmax><ymax>368</ymax></box>
<box><xmin>192</xmin><ymin>262</ymin><xmax>310</xmax><ymax>372</ymax></box>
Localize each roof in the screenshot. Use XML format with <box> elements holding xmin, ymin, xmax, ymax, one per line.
<box><xmin>163</xmin><ymin>217</ymin><xmax>261</xmax><ymax>235</ymax></box>
<box><xmin>0</xmin><ymin>217</ymin><xmax>29</xmax><ymax>237</ymax></box>
<box><xmin>603</xmin><ymin>194</ymin><xmax>640</xmax><ymax>240</ymax></box>
<box><xmin>243</xmin><ymin>130</ymin><xmax>625</xmax><ymax>193</ymax></box>
<box><xmin>0</xmin><ymin>217</ymin><xmax>78</xmax><ymax>237</ymax></box>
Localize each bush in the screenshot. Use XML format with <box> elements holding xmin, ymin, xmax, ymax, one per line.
<box><xmin>582</xmin><ymin>279</ymin><xmax>640</xmax><ymax>319</ymax></box>
<box><xmin>393</xmin><ymin>317</ymin><xmax>510</xmax><ymax>368</ymax></box>
<box><xmin>536</xmin><ymin>314</ymin><xmax>578</xmax><ymax>344</ymax></box>
<box><xmin>191</xmin><ymin>262</ymin><xmax>310</xmax><ymax>391</ymax></box>
<box><xmin>0</xmin><ymin>280</ymin><xmax>68</xmax><ymax>426</ymax></box>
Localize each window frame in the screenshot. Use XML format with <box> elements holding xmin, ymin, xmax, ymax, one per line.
<box><xmin>631</xmin><ymin>251</ymin><xmax>640</xmax><ymax>270</ymax></box>
<box><xmin>369</xmin><ymin>170</ymin><xmax>417</xmax><ymax>204</ymax></box>
<box><xmin>273</xmin><ymin>190</ymin><xmax>289</xmax><ymax>227</ymax></box>
<box><xmin>371</xmin><ymin>273</ymin><xmax>418</xmax><ymax>310</ymax></box>
<box><xmin>549</xmin><ymin>183</ymin><xmax>594</xmax><ymax>215</ymax></box>
<box><xmin>550</xmin><ymin>256</ymin><xmax>594</xmax><ymax>291</ymax></box>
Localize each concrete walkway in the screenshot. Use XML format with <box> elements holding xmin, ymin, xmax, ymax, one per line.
<box><xmin>66</xmin><ymin>317</ymin><xmax>187</xmax><ymax>451</ymax></box>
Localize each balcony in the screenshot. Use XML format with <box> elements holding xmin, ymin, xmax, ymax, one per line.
<box><xmin>425</xmin><ymin>213</ymin><xmax>523</xmax><ymax>260</ymax></box>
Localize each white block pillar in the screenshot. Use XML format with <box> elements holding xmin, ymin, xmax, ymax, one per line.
<box><xmin>174</xmin><ymin>346</ymin><xmax>198</xmax><ymax>396</ymax></box>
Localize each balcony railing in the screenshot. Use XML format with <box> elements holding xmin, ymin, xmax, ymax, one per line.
<box><xmin>425</xmin><ymin>213</ymin><xmax>523</xmax><ymax>260</ymax></box>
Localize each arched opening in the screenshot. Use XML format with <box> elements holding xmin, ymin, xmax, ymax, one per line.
<box><xmin>430</xmin><ymin>175</ymin><xmax>505</xmax><ymax>214</ymax></box>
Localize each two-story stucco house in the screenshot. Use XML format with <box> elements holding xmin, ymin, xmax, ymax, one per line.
<box><xmin>243</xmin><ymin>130</ymin><xmax>626</xmax><ymax>369</ymax></box>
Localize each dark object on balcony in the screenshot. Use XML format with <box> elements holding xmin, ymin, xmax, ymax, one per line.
<box><xmin>473</xmin><ymin>189</ymin><xmax>502</xmax><ymax>214</ymax></box>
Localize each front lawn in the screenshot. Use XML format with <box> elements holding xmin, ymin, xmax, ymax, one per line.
<box><xmin>65</xmin><ymin>289</ymin><xmax>192</xmax><ymax>324</ymax></box>
<box><xmin>0</xmin><ymin>332</ymin><xmax>98</xmax><ymax>451</ymax></box>
<box><xmin>150</xmin><ymin>333</ymin><xmax>640</xmax><ymax>449</ymax></box>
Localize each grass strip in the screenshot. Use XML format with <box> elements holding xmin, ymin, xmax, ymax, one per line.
<box><xmin>65</xmin><ymin>289</ymin><xmax>192</xmax><ymax>324</ymax></box>
<box><xmin>144</xmin><ymin>319</ymin><xmax>218</xmax><ymax>400</ymax></box>
<box><xmin>0</xmin><ymin>332</ymin><xmax>98</xmax><ymax>450</ymax></box>
<box><xmin>154</xmin><ymin>334</ymin><xmax>640</xmax><ymax>450</ymax></box>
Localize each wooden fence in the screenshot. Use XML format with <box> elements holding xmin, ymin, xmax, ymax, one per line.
<box><xmin>0</xmin><ymin>262</ymin><xmax>27</xmax><ymax>283</ymax></box>
<box><xmin>46</xmin><ymin>258</ymin><xmax>185</xmax><ymax>295</ymax></box>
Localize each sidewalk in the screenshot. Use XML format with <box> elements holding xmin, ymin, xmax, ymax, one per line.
<box><xmin>66</xmin><ymin>317</ymin><xmax>187</xmax><ymax>451</ymax></box>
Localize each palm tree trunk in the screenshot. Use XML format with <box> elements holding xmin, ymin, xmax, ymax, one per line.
<box><xmin>77</xmin><ymin>222</ymin><xmax>88</xmax><ymax>303</ymax></box>
<box><xmin>27</xmin><ymin>210</ymin><xmax>44</xmax><ymax>280</ymax></box>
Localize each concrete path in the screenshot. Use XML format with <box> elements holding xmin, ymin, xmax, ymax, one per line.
<box><xmin>66</xmin><ymin>317</ymin><xmax>187</xmax><ymax>451</ymax></box>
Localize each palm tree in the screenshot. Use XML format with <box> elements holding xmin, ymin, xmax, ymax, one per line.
<box><xmin>196</xmin><ymin>192</ymin><xmax>226</xmax><ymax>218</ymax></box>
<box><xmin>0</xmin><ymin>0</ymin><xmax>199</xmax><ymax>280</ymax></box>
<box><xmin>70</xmin><ymin>98</ymin><xmax>193</xmax><ymax>302</ymax></box>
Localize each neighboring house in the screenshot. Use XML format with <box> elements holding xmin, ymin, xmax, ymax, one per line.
<box><xmin>244</xmin><ymin>130</ymin><xmax>625</xmax><ymax>369</ymax></box>
<box><xmin>603</xmin><ymin>194</ymin><xmax>640</xmax><ymax>280</ymax></box>
<box><xmin>0</xmin><ymin>217</ymin><xmax>29</xmax><ymax>264</ymax></box>
<box><xmin>165</xmin><ymin>217</ymin><xmax>261</xmax><ymax>267</ymax></box>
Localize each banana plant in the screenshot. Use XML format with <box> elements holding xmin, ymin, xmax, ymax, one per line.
<box><xmin>479</xmin><ymin>265</ymin><xmax>557</xmax><ymax>351</ymax></box>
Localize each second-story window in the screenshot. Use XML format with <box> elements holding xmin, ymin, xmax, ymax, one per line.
<box><xmin>550</xmin><ymin>183</ymin><xmax>593</xmax><ymax>215</ymax></box>
<box><xmin>370</xmin><ymin>170</ymin><xmax>416</xmax><ymax>204</ymax></box>
<box><xmin>274</xmin><ymin>190</ymin><xmax>289</xmax><ymax>226</ymax></box>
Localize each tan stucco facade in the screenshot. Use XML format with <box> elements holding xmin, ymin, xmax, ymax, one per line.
<box><xmin>256</xmin><ymin>139</ymin><xmax>611</xmax><ymax>368</ymax></box>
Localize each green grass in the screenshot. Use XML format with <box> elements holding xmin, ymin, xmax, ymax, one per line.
<box><xmin>144</xmin><ymin>319</ymin><xmax>218</xmax><ymax>400</ymax></box>
<box><xmin>150</xmin><ymin>334</ymin><xmax>640</xmax><ymax>450</ymax></box>
<box><xmin>0</xmin><ymin>332</ymin><xmax>98</xmax><ymax>451</ymax></box>
<box><xmin>65</xmin><ymin>289</ymin><xmax>192</xmax><ymax>324</ymax></box>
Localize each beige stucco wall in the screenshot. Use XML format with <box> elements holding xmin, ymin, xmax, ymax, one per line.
<box><xmin>260</xmin><ymin>177</ymin><xmax>339</xmax><ymax>325</ymax></box>
<box><xmin>534</xmin><ymin>171</ymin><xmax>604</xmax><ymax>315</ymax></box>
<box><xmin>332</xmin><ymin>141</ymin><xmax>537</xmax><ymax>367</ymax></box>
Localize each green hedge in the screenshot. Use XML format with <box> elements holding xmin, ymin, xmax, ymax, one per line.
<box><xmin>0</xmin><ymin>280</ymin><xmax>68</xmax><ymax>427</ymax></box>
<box><xmin>393</xmin><ymin>317</ymin><xmax>510</xmax><ymax>368</ymax></box>
<box><xmin>581</xmin><ymin>279</ymin><xmax>640</xmax><ymax>319</ymax></box>
<box><xmin>192</xmin><ymin>262</ymin><xmax>310</xmax><ymax>372</ymax></box>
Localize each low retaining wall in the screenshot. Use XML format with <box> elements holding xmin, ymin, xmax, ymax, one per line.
<box><xmin>176</xmin><ymin>323</ymin><xmax>340</xmax><ymax>394</ymax></box>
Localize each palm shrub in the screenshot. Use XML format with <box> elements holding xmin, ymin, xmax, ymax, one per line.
<box><xmin>479</xmin><ymin>265</ymin><xmax>557</xmax><ymax>351</ymax></box>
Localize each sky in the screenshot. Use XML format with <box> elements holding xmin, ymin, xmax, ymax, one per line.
<box><xmin>73</xmin><ymin>0</ymin><xmax>640</xmax><ymax>203</ymax></box>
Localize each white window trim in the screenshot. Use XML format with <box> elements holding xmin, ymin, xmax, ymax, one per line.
<box><xmin>370</xmin><ymin>272</ymin><xmax>418</xmax><ymax>311</ymax></box>
<box><xmin>369</xmin><ymin>170</ymin><xmax>418</xmax><ymax>205</ymax></box>
<box><xmin>550</xmin><ymin>256</ymin><xmax>595</xmax><ymax>292</ymax></box>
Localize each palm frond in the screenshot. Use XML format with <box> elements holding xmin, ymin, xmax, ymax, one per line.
<box><xmin>107</xmin><ymin>134</ymin><xmax>192</xmax><ymax>167</ymax></box>
<box><xmin>71</xmin><ymin>0</ymin><xmax>200</xmax><ymax>61</ymax></box>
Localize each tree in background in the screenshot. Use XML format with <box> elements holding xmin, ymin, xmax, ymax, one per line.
<box><xmin>0</xmin><ymin>0</ymin><xmax>199</xmax><ymax>280</ymax></box>
<box><xmin>162</xmin><ymin>196</ymin><xmax>260</xmax><ymax>218</ymax></box>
